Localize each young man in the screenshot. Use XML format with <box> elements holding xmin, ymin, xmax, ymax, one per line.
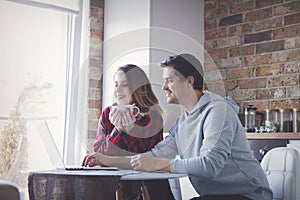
<box><xmin>83</xmin><ymin>54</ymin><xmax>273</xmax><ymax>200</ymax></box>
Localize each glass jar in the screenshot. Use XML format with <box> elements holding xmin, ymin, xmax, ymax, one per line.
<box><xmin>264</xmin><ymin>109</ymin><xmax>277</xmax><ymax>132</ymax></box>
<box><xmin>245</xmin><ymin>105</ymin><xmax>257</xmax><ymax>132</ymax></box>
<box><xmin>293</xmin><ymin>108</ymin><xmax>300</xmax><ymax>133</ymax></box>
<box><xmin>279</xmin><ymin>109</ymin><xmax>293</xmax><ymax>132</ymax></box>
<box><xmin>270</xmin><ymin>109</ymin><xmax>280</xmax><ymax>132</ymax></box>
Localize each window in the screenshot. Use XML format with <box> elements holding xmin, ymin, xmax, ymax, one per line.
<box><xmin>0</xmin><ymin>0</ymin><xmax>87</xmax><ymax>197</ymax></box>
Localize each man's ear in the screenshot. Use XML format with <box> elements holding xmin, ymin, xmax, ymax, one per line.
<box><xmin>186</xmin><ymin>76</ymin><xmax>195</xmax><ymax>86</ymax></box>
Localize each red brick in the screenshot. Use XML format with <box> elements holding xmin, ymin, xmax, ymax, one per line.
<box><xmin>245</xmin><ymin>8</ymin><xmax>272</xmax><ymax>22</ymax></box>
<box><xmin>239</xmin><ymin>78</ymin><xmax>266</xmax><ymax>89</ymax></box>
<box><xmin>219</xmin><ymin>57</ymin><xmax>243</xmax><ymax>69</ymax></box>
<box><xmin>270</xmin><ymin>99</ymin><xmax>300</xmax><ymax>109</ymax></box>
<box><xmin>241</xmin><ymin>101</ymin><xmax>269</xmax><ymax>112</ymax></box>
<box><xmin>90</xmin><ymin>58</ymin><xmax>102</xmax><ymax>68</ymax></box>
<box><xmin>205</xmin><ymin>0</ymin><xmax>217</xmax><ymax>10</ymax></box>
<box><xmin>268</xmin><ymin>75</ymin><xmax>298</xmax><ymax>87</ymax></box>
<box><xmin>88</xmin><ymin>99</ymin><xmax>101</xmax><ymax>109</ymax></box>
<box><xmin>272</xmin><ymin>49</ymin><xmax>300</xmax><ymax>63</ymax></box>
<box><xmin>89</xmin><ymin>67</ymin><xmax>102</xmax><ymax>80</ymax></box>
<box><xmin>217</xmin><ymin>36</ymin><xmax>242</xmax><ymax>48</ymax></box>
<box><xmin>285</xmin><ymin>60</ymin><xmax>300</xmax><ymax>73</ymax></box>
<box><xmin>224</xmin><ymin>80</ymin><xmax>238</xmax><ymax>91</ymax></box>
<box><xmin>207</xmin><ymin>48</ymin><xmax>228</xmax><ymax>60</ymax></box>
<box><xmin>253</xmin><ymin>17</ymin><xmax>282</xmax><ymax>32</ymax></box>
<box><xmin>219</xmin><ymin>14</ymin><xmax>243</xmax><ymax>26</ymax></box>
<box><xmin>90</xmin><ymin>47</ymin><xmax>102</xmax><ymax>58</ymax></box>
<box><xmin>256</xmin><ymin>40</ymin><xmax>285</xmax><ymax>54</ymax></box>
<box><xmin>88</xmin><ymin>88</ymin><xmax>101</xmax><ymax>100</ymax></box>
<box><xmin>90</xmin><ymin>17</ymin><xmax>103</xmax><ymax>30</ymax></box>
<box><xmin>229</xmin><ymin>45</ymin><xmax>255</xmax><ymax>57</ymax></box>
<box><xmin>91</xmin><ymin>0</ymin><xmax>104</xmax><ymax>8</ymax></box>
<box><xmin>244</xmin><ymin>54</ymin><xmax>272</xmax><ymax>66</ymax></box>
<box><xmin>285</xmin><ymin>36</ymin><xmax>300</xmax><ymax>49</ymax></box>
<box><xmin>273</xmin><ymin>25</ymin><xmax>300</xmax><ymax>40</ymax></box>
<box><xmin>205</xmin><ymin>40</ymin><xmax>218</xmax><ymax>50</ymax></box>
<box><xmin>227</xmin><ymin>67</ymin><xmax>255</xmax><ymax>79</ymax></box>
<box><xmin>205</xmin><ymin>19</ymin><xmax>217</xmax><ymax>30</ymax></box>
<box><xmin>227</xmin><ymin>89</ymin><xmax>256</xmax><ymax>101</ymax></box>
<box><xmin>256</xmin><ymin>88</ymin><xmax>286</xmax><ymax>100</ymax></box>
<box><xmin>256</xmin><ymin>64</ymin><xmax>284</xmax><ymax>76</ymax></box>
<box><xmin>287</xmin><ymin>86</ymin><xmax>300</xmax><ymax>98</ymax></box>
<box><xmin>244</xmin><ymin>31</ymin><xmax>272</xmax><ymax>44</ymax></box>
<box><xmin>287</xmin><ymin>49</ymin><xmax>300</xmax><ymax>61</ymax></box>
<box><xmin>90</xmin><ymin>7</ymin><xmax>104</xmax><ymax>19</ymax></box>
<box><xmin>89</xmin><ymin>79</ymin><xmax>102</xmax><ymax>89</ymax></box>
<box><xmin>274</xmin><ymin>1</ymin><xmax>300</xmax><ymax>16</ymax></box>
<box><xmin>219</xmin><ymin>0</ymin><xmax>234</xmax><ymax>7</ymax></box>
<box><xmin>205</xmin><ymin>28</ymin><xmax>227</xmax><ymax>40</ymax></box>
<box><xmin>285</xmin><ymin>12</ymin><xmax>300</xmax><ymax>25</ymax></box>
<box><xmin>90</xmin><ymin>27</ymin><xmax>103</xmax><ymax>39</ymax></box>
<box><xmin>228</xmin><ymin>23</ymin><xmax>253</xmax><ymax>36</ymax></box>
<box><xmin>230</xmin><ymin>1</ymin><xmax>254</xmax><ymax>14</ymax></box>
<box><xmin>205</xmin><ymin>6</ymin><xmax>229</xmax><ymax>20</ymax></box>
<box><xmin>255</xmin><ymin>0</ymin><xmax>283</xmax><ymax>8</ymax></box>
<box><xmin>88</xmin><ymin>109</ymin><xmax>100</xmax><ymax>120</ymax></box>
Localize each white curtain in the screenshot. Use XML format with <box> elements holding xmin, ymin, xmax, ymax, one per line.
<box><xmin>6</xmin><ymin>0</ymin><xmax>80</xmax><ymax>14</ymax></box>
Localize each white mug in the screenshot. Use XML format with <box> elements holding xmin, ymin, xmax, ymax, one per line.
<box><xmin>111</xmin><ymin>105</ymin><xmax>140</xmax><ymax>117</ymax></box>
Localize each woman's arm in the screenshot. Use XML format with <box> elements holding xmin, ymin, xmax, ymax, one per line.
<box><xmin>121</xmin><ymin>110</ymin><xmax>164</xmax><ymax>153</ymax></box>
<box><xmin>82</xmin><ymin>152</ymin><xmax>133</xmax><ymax>169</ymax></box>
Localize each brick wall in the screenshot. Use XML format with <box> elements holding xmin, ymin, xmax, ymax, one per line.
<box><xmin>204</xmin><ymin>0</ymin><xmax>300</xmax><ymax>112</ymax></box>
<box><xmin>87</xmin><ymin>0</ymin><xmax>104</xmax><ymax>145</ymax></box>
<box><xmin>86</xmin><ymin>0</ymin><xmax>300</xmax><ymax>139</ymax></box>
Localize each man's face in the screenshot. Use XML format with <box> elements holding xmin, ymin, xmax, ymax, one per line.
<box><xmin>162</xmin><ymin>67</ymin><xmax>187</xmax><ymax>104</ymax></box>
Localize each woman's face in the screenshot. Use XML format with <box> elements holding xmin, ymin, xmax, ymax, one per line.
<box><xmin>114</xmin><ymin>70</ymin><xmax>132</xmax><ymax>105</ymax></box>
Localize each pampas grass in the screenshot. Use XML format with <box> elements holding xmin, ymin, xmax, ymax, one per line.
<box><xmin>0</xmin><ymin>105</ymin><xmax>28</xmax><ymax>187</ymax></box>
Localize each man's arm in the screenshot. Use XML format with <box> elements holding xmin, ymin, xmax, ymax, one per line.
<box><xmin>130</xmin><ymin>154</ymin><xmax>172</xmax><ymax>172</ymax></box>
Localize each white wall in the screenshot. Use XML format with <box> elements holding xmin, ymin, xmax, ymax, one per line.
<box><xmin>149</xmin><ymin>0</ymin><xmax>204</xmax><ymax>131</ymax></box>
<box><xmin>103</xmin><ymin>0</ymin><xmax>204</xmax><ymax>132</ymax></box>
<box><xmin>102</xmin><ymin>0</ymin><xmax>150</xmax><ymax>107</ymax></box>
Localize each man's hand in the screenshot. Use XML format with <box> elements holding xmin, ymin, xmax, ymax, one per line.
<box><xmin>130</xmin><ymin>154</ymin><xmax>172</xmax><ymax>172</ymax></box>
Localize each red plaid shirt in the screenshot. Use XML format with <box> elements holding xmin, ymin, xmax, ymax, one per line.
<box><xmin>93</xmin><ymin>106</ymin><xmax>163</xmax><ymax>155</ymax></box>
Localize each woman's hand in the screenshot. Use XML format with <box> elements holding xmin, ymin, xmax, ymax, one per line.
<box><xmin>109</xmin><ymin>108</ymin><xmax>122</xmax><ymax>130</ymax></box>
<box><xmin>109</xmin><ymin>106</ymin><xmax>136</xmax><ymax>132</ymax></box>
<box><xmin>82</xmin><ymin>152</ymin><xmax>107</xmax><ymax>167</ymax></box>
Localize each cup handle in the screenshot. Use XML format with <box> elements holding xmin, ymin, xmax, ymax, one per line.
<box><xmin>132</xmin><ymin>106</ymin><xmax>140</xmax><ymax>117</ymax></box>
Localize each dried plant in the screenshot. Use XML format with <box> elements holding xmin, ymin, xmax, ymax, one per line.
<box><xmin>0</xmin><ymin>104</ymin><xmax>28</xmax><ymax>187</ymax></box>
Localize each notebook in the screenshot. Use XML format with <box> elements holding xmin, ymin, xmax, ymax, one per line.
<box><xmin>36</xmin><ymin>121</ymin><xmax>118</xmax><ymax>171</ymax></box>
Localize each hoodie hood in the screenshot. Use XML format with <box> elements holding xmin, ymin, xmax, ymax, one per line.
<box><xmin>189</xmin><ymin>90</ymin><xmax>240</xmax><ymax>116</ymax></box>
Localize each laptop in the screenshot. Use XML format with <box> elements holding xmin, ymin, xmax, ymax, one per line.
<box><xmin>36</xmin><ymin>121</ymin><xmax>118</xmax><ymax>171</ymax></box>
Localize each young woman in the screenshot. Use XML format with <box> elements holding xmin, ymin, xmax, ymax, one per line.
<box><xmin>93</xmin><ymin>64</ymin><xmax>173</xmax><ymax>199</ymax></box>
<box><xmin>93</xmin><ymin>64</ymin><xmax>164</xmax><ymax>156</ymax></box>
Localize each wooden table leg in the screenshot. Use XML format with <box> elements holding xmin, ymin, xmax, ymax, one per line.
<box><xmin>141</xmin><ymin>184</ymin><xmax>151</xmax><ymax>200</ymax></box>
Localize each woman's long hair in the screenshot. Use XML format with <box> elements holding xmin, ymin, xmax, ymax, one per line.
<box><xmin>115</xmin><ymin>64</ymin><xmax>162</xmax><ymax>115</ymax></box>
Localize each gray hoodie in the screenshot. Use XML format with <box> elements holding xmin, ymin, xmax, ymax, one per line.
<box><xmin>147</xmin><ymin>91</ymin><xmax>272</xmax><ymax>200</ymax></box>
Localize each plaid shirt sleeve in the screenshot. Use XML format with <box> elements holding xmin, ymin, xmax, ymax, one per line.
<box><xmin>120</xmin><ymin>109</ymin><xmax>163</xmax><ymax>153</ymax></box>
<box><xmin>93</xmin><ymin>107</ymin><xmax>163</xmax><ymax>155</ymax></box>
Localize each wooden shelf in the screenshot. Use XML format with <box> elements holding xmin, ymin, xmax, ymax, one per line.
<box><xmin>246</xmin><ymin>132</ymin><xmax>300</xmax><ymax>140</ymax></box>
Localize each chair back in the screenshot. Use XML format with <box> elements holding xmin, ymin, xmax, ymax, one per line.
<box><xmin>0</xmin><ymin>180</ymin><xmax>20</xmax><ymax>200</ymax></box>
<box><xmin>260</xmin><ymin>147</ymin><xmax>300</xmax><ymax>200</ymax></box>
